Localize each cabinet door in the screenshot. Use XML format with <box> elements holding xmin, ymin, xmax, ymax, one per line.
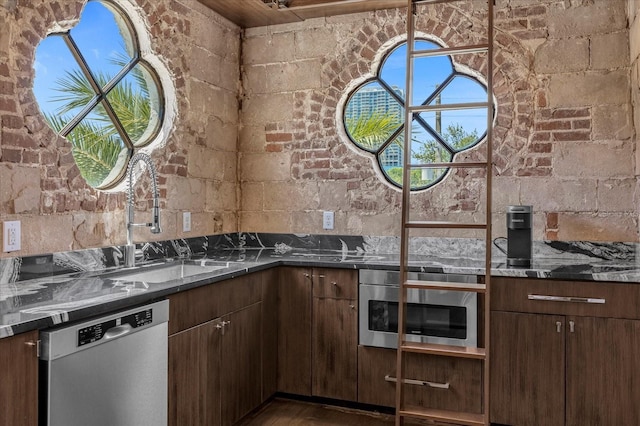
<box><xmin>490</xmin><ymin>312</ymin><xmax>565</xmax><ymax>426</ymax></box>
<box><xmin>168</xmin><ymin>319</ymin><xmax>221</xmax><ymax>426</ymax></box>
<box><xmin>0</xmin><ymin>331</ymin><xmax>38</xmax><ymax>426</ymax></box>
<box><xmin>566</xmin><ymin>317</ymin><xmax>640</xmax><ymax>426</ymax></box>
<box><xmin>312</xmin><ymin>297</ymin><xmax>358</xmax><ymax>401</ymax></box>
<box><xmin>277</xmin><ymin>267</ymin><xmax>312</xmax><ymax>395</ymax></box>
<box><xmin>221</xmin><ymin>302</ymin><xmax>263</xmax><ymax>426</ymax></box>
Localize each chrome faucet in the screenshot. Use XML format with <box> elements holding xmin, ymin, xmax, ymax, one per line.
<box><xmin>125</xmin><ymin>153</ymin><xmax>161</xmax><ymax>267</ymax></box>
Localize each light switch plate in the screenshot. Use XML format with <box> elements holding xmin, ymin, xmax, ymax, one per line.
<box><xmin>323</xmin><ymin>211</ymin><xmax>334</xmax><ymax>230</ymax></box>
<box><xmin>183</xmin><ymin>212</ymin><xmax>191</xmax><ymax>233</ymax></box>
<box><xmin>3</xmin><ymin>220</ymin><xmax>21</xmax><ymax>252</ymax></box>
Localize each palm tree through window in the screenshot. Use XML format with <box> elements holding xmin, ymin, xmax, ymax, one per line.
<box><xmin>33</xmin><ymin>0</ymin><xmax>164</xmax><ymax>190</ymax></box>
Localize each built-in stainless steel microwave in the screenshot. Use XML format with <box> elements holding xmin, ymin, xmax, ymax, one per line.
<box><xmin>358</xmin><ymin>269</ymin><xmax>478</xmax><ymax>349</ymax></box>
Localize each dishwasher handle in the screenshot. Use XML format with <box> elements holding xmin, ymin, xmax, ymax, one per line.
<box><xmin>103</xmin><ymin>324</ymin><xmax>133</xmax><ymax>340</ymax></box>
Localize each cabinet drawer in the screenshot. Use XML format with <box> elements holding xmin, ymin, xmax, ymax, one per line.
<box><xmin>168</xmin><ymin>272</ymin><xmax>262</xmax><ymax>335</ymax></box>
<box><xmin>492</xmin><ymin>277</ymin><xmax>640</xmax><ymax>319</ymax></box>
<box><xmin>312</xmin><ymin>268</ymin><xmax>357</xmax><ymax>300</ymax></box>
<box><xmin>357</xmin><ymin>346</ymin><xmax>482</xmax><ymax>413</ymax></box>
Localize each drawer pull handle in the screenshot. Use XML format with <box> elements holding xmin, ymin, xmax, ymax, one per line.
<box><xmin>384</xmin><ymin>374</ymin><xmax>450</xmax><ymax>389</ymax></box>
<box><xmin>528</xmin><ymin>294</ymin><xmax>605</xmax><ymax>304</ymax></box>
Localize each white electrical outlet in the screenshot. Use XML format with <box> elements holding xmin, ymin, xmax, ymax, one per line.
<box><xmin>3</xmin><ymin>220</ymin><xmax>21</xmax><ymax>252</ymax></box>
<box><xmin>322</xmin><ymin>211</ymin><xmax>334</xmax><ymax>230</ymax></box>
<box><xmin>183</xmin><ymin>212</ymin><xmax>191</xmax><ymax>232</ymax></box>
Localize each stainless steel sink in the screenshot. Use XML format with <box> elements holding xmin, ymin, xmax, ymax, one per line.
<box><xmin>108</xmin><ymin>260</ymin><xmax>231</xmax><ymax>284</ymax></box>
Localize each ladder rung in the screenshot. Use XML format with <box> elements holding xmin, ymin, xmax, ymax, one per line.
<box><xmin>409</xmin><ymin>161</ymin><xmax>488</xmax><ymax>169</ymax></box>
<box><xmin>399</xmin><ymin>406</ymin><xmax>485</xmax><ymax>426</ymax></box>
<box><xmin>411</xmin><ymin>43</ymin><xmax>489</xmax><ymax>58</ymax></box>
<box><xmin>405</xmin><ymin>221</ymin><xmax>487</xmax><ymax>230</ymax></box>
<box><xmin>400</xmin><ymin>342</ymin><xmax>486</xmax><ymax>359</ymax></box>
<box><xmin>405</xmin><ymin>279</ymin><xmax>486</xmax><ymax>293</ymax></box>
<box><xmin>408</xmin><ymin>102</ymin><xmax>490</xmax><ymax>113</ymax></box>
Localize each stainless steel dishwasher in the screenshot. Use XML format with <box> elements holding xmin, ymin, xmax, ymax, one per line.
<box><xmin>39</xmin><ymin>300</ymin><xmax>169</xmax><ymax>426</ymax></box>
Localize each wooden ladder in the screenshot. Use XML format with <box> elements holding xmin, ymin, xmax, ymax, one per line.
<box><xmin>395</xmin><ymin>0</ymin><xmax>494</xmax><ymax>425</ymax></box>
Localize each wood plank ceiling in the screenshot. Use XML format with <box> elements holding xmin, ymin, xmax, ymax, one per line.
<box><xmin>198</xmin><ymin>0</ymin><xmax>406</xmax><ymax>28</ymax></box>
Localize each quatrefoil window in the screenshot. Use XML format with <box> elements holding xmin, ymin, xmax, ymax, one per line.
<box><xmin>343</xmin><ymin>39</ymin><xmax>489</xmax><ymax>190</ymax></box>
<box><xmin>33</xmin><ymin>0</ymin><xmax>170</xmax><ymax>190</ymax></box>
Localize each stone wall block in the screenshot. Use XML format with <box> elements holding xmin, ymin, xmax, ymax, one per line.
<box><xmin>534</xmin><ymin>39</ymin><xmax>589</xmax><ymax>74</ymax></box>
<box><xmin>548</xmin><ymin>2</ymin><xmax>627</xmax><ymax>38</ymax></box>
<box><xmin>592</xmin><ymin>104</ymin><xmax>633</xmax><ymax>140</ymax></box>
<box><xmin>240</xmin><ymin>182</ymin><xmax>264</xmax><ymax>211</ymax></box>
<box><xmin>240</xmin><ymin>152</ymin><xmax>291</xmax><ymax>182</ymax></box>
<box><xmin>294</xmin><ymin>27</ymin><xmax>338</xmax><ymax>59</ymax></box>
<box><xmin>263</xmin><ymin>181</ymin><xmax>319</xmax><ymax>211</ymax></box>
<box><xmin>263</xmin><ymin>60</ymin><xmax>322</xmax><ymax>93</ymax></box>
<box><xmin>591</xmin><ymin>31</ymin><xmax>629</xmax><ymax>70</ymax></box>
<box><xmin>243</xmin><ymin>32</ymin><xmax>295</xmax><ymax>65</ymax></box>
<box><xmin>166</xmin><ymin>176</ymin><xmax>206</xmax><ymax>211</ymax></box>
<box><xmin>553</xmin><ymin>141</ymin><xmax>634</xmax><ymax>178</ymax></box>
<box><xmin>548</xmin><ymin>70</ymin><xmax>629</xmax><ymax>108</ymax></box>
<box><xmin>240</xmin><ymin>211</ymin><xmax>291</xmax><ymax>233</ymax></box>
<box><xmin>241</xmin><ymin>92</ymin><xmax>295</xmax><ymax>124</ymax></box>
<box><xmin>597</xmin><ymin>178</ymin><xmax>636</xmax><ymax>212</ymax></box>
<box><xmin>0</xmin><ymin>164</ymin><xmax>40</xmax><ymax>214</ymax></box>
<box><xmin>519</xmin><ymin>177</ymin><xmax>596</xmax><ymax>212</ymax></box>
<box><xmin>205</xmin><ymin>180</ymin><xmax>237</xmax><ymax>212</ymax></box>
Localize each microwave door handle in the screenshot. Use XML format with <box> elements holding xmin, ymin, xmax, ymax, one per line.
<box><xmin>384</xmin><ymin>374</ymin><xmax>450</xmax><ymax>389</ymax></box>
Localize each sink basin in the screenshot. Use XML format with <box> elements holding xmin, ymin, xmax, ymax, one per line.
<box><xmin>108</xmin><ymin>260</ymin><xmax>231</xmax><ymax>284</ymax></box>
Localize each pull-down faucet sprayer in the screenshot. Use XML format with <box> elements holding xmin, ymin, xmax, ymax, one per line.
<box><xmin>125</xmin><ymin>152</ymin><xmax>161</xmax><ymax>267</ymax></box>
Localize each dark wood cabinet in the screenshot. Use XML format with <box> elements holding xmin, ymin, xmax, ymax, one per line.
<box><xmin>276</xmin><ymin>267</ymin><xmax>358</xmax><ymax>401</ymax></box>
<box><xmin>566</xmin><ymin>316</ymin><xmax>640</xmax><ymax>426</ymax></box>
<box><xmin>490</xmin><ymin>311</ymin><xmax>565</xmax><ymax>426</ymax></box>
<box><xmin>169</xmin><ymin>319</ymin><xmax>222</xmax><ymax>426</ymax></box>
<box><xmin>277</xmin><ymin>267</ymin><xmax>313</xmax><ymax>395</ymax></box>
<box><xmin>357</xmin><ymin>346</ymin><xmax>482</xmax><ymax>413</ymax></box>
<box><xmin>491</xmin><ymin>277</ymin><xmax>640</xmax><ymax>426</ymax></box>
<box><xmin>168</xmin><ymin>272</ymin><xmax>265</xmax><ymax>426</ymax></box>
<box><xmin>312</xmin><ymin>268</ymin><xmax>358</xmax><ymax>401</ymax></box>
<box><xmin>221</xmin><ymin>303</ymin><xmax>263</xmax><ymax>426</ymax></box>
<box><xmin>0</xmin><ymin>330</ymin><xmax>38</xmax><ymax>426</ymax></box>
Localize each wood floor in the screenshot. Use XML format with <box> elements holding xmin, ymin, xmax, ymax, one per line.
<box><xmin>237</xmin><ymin>398</ymin><xmax>398</xmax><ymax>426</ymax></box>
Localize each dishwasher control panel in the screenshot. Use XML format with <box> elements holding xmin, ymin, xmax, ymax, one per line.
<box><xmin>77</xmin><ymin>307</ymin><xmax>153</xmax><ymax>347</ymax></box>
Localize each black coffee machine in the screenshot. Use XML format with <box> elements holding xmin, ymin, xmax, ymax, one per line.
<box><xmin>506</xmin><ymin>205</ymin><xmax>532</xmax><ymax>267</ymax></box>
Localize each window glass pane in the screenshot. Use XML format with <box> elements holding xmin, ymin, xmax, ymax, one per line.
<box><xmin>411</xmin><ymin>41</ymin><xmax>453</xmax><ymax>105</ymax></box>
<box><xmin>381</xmin><ymin>134</ymin><xmax>450</xmax><ymax>190</ymax></box>
<box><xmin>67</xmin><ymin>113</ymin><xmax>130</xmax><ymax>188</ymax></box>
<box><xmin>106</xmin><ymin>62</ymin><xmax>162</xmax><ymax>147</ymax></box>
<box><xmin>410</xmin><ymin>121</ymin><xmax>451</xmax><ymax>188</ymax></box>
<box><xmin>344</xmin><ymin>81</ymin><xmax>403</xmax><ymax>152</ymax></box>
<box><xmin>379</xmin><ymin>44</ymin><xmax>407</xmax><ymax>100</ymax></box>
<box><xmin>70</xmin><ymin>1</ymin><xmax>136</xmax><ymax>87</ymax></box>
<box><xmin>33</xmin><ymin>35</ymin><xmax>95</xmax><ymax>128</ymax></box>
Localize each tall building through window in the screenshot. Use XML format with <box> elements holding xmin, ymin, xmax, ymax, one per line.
<box><xmin>345</xmin><ymin>86</ymin><xmax>405</xmax><ymax>169</ymax></box>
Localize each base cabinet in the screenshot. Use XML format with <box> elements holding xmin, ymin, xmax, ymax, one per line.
<box><xmin>169</xmin><ymin>319</ymin><xmax>221</xmax><ymax>426</ymax></box>
<box><xmin>277</xmin><ymin>267</ymin><xmax>358</xmax><ymax>402</ymax></box>
<box><xmin>491</xmin><ymin>277</ymin><xmax>640</xmax><ymax>426</ymax></box>
<box><xmin>168</xmin><ymin>273</ymin><xmax>264</xmax><ymax>426</ymax></box>
<box><xmin>312</xmin><ymin>268</ymin><xmax>358</xmax><ymax>401</ymax></box>
<box><xmin>0</xmin><ymin>331</ymin><xmax>38</xmax><ymax>426</ymax></box>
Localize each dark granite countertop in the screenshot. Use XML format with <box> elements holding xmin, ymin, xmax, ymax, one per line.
<box><xmin>1</xmin><ymin>233</ymin><xmax>639</xmax><ymax>339</ymax></box>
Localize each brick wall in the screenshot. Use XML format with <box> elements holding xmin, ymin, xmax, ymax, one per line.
<box><xmin>0</xmin><ymin>0</ymin><xmax>240</xmax><ymax>257</ymax></box>
<box><xmin>240</xmin><ymin>0</ymin><xmax>635</xmax><ymax>242</ymax></box>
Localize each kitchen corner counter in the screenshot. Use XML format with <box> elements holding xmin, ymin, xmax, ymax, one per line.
<box><xmin>1</xmin><ymin>233</ymin><xmax>639</xmax><ymax>339</ymax></box>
